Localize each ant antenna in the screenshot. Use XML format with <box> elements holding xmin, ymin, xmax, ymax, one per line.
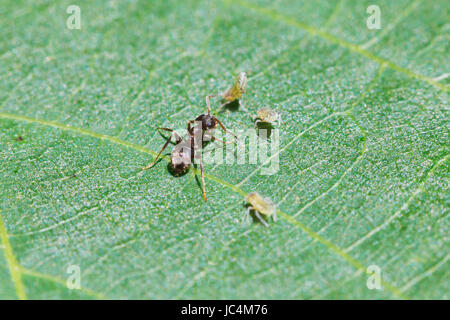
<box><xmin>205</xmin><ymin>95</ymin><xmax>216</xmax><ymax>115</ymax></box>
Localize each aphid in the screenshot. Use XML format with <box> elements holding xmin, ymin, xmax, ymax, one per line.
<box><xmin>142</xmin><ymin>96</ymin><xmax>238</xmax><ymax>202</ymax></box>
<box><xmin>245</xmin><ymin>192</ymin><xmax>277</xmax><ymax>227</ymax></box>
<box><xmin>222</xmin><ymin>71</ymin><xmax>248</xmax><ymax>103</ymax></box>
<box><xmin>255</xmin><ymin>108</ymin><xmax>281</xmax><ymax>126</ymax></box>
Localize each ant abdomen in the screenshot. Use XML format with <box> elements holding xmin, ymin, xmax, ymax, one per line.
<box><xmin>170</xmin><ymin>143</ymin><xmax>191</xmax><ymax>175</ymax></box>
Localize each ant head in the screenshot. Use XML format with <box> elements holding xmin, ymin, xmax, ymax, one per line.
<box><xmin>195</xmin><ymin>114</ymin><xmax>217</xmax><ymax>130</ymax></box>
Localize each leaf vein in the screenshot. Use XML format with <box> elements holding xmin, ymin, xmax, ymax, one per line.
<box><xmin>0</xmin><ymin>211</ymin><xmax>27</xmax><ymax>300</ymax></box>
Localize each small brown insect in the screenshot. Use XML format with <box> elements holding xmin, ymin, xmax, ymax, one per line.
<box><xmin>222</xmin><ymin>71</ymin><xmax>248</xmax><ymax>103</ymax></box>
<box><xmin>255</xmin><ymin>108</ymin><xmax>281</xmax><ymax>126</ymax></box>
<box><xmin>143</xmin><ymin>96</ymin><xmax>238</xmax><ymax>202</ymax></box>
<box><xmin>245</xmin><ymin>192</ymin><xmax>277</xmax><ymax>227</ymax></box>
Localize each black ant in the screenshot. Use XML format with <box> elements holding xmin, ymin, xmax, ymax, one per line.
<box><xmin>142</xmin><ymin>95</ymin><xmax>238</xmax><ymax>202</ymax></box>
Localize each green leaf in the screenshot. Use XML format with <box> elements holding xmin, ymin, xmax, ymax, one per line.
<box><xmin>0</xmin><ymin>0</ymin><xmax>448</xmax><ymax>299</ymax></box>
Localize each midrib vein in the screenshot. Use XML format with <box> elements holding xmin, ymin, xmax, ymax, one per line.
<box><xmin>0</xmin><ymin>212</ymin><xmax>27</xmax><ymax>300</ymax></box>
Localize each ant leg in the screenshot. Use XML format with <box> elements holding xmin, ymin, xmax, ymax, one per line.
<box><xmin>158</xmin><ymin>127</ymin><xmax>173</xmax><ymax>132</ymax></box>
<box><xmin>254</xmin><ymin>211</ymin><xmax>269</xmax><ymax>228</ymax></box>
<box><xmin>187</xmin><ymin>120</ymin><xmax>195</xmax><ymax>133</ymax></box>
<box><xmin>142</xmin><ymin>132</ymin><xmax>174</xmax><ymax>171</ymax></box>
<box><xmin>214</xmin><ymin>117</ymin><xmax>239</xmax><ymax>141</ymax></box>
<box><xmin>211</xmin><ymin>136</ymin><xmax>234</xmax><ymax>145</ymax></box>
<box><xmin>199</xmin><ymin>156</ymin><xmax>207</xmax><ymax>202</ymax></box>
<box><xmin>157</xmin><ymin>127</ymin><xmax>182</xmax><ymax>143</ymax></box>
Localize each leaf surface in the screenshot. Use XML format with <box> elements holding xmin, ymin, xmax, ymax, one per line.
<box><xmin>0</xmin><ymin>0</ymin><xmax>448</xmax><ymax>299</ymax></box>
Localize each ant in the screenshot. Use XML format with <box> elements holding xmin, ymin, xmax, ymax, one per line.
<box><xmin>142</xmin><ymin>95</ymin><xmax>238</xmax><ymax>202</ymax></box>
